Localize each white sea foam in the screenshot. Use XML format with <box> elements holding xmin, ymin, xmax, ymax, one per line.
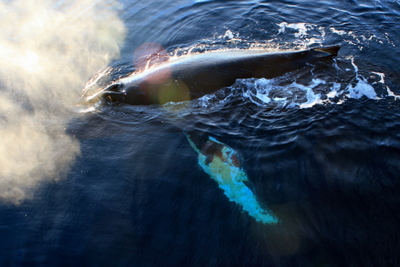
<box><xmin>299</xmin><ymin>79</ymin><xmax>325</xmax><ymax>108</ymax></box>
<box><xmin>237</xmin><ymin>66</ymin><xmax>393</xmax><ymax>110</ymax></box>
<box><xmin>235</xmin><ymin>47</ymin><xmax>396</xmax><ymax>109</ymax></box>
<box><xmin>277</xmin><ymin>22</ymin><xmax>325</xmax><ymax>46</ymax></box>
<box><xmin>329</xmin><ymin>27</ymin><xmax>390</xmax><ymax>48</ymax></box>
<box><xmin>346</xmin><ymin>77</ymin><xmax>379</xmax><ymax>100</ymax></box>
<box><xmin>278</xmin><ymin>22</ymin><xmax>312</xmax><ymax>38</ymax></box>
<box><xmin>326</xmin><ymin>83</ymin><xmax>341</xmax><ymax>98</ymax></box>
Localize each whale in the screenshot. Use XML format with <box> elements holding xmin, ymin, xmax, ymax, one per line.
<box><xmin>83</xmin><ymin>45</ymin><xmax>340</xmax><ymax>105</ymax></box>
<box><xmin>186</xmin><ymin>133</ymin><xmax>279</xmax><ymax>224</ymax></box>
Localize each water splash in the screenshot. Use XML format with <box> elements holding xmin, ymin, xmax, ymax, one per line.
<box><xmin>84</xmin><ymin>20</ymin><xmax>398</xmax><ymax>114</ymax></box>
<box><xmin>185</xmin><ymin>54</ymin><xmax>398</xmax><ymax>112</ymax></box>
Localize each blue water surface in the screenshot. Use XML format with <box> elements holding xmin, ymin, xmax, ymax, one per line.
<box><xmin>1</xmin><ymin>0</ymin><xmax>400</xmax><ymax>266</ymax></box>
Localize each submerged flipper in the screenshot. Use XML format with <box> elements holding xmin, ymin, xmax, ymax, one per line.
<box><xmin>186</xmin><ymin>134</ymin><xmax>278</xmax><ymax>224</ymax></box>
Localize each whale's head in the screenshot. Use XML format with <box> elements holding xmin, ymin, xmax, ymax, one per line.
<box><xmin>102</xmin><ymin>83</ymin><xmax>149</xmax><ymax>105</ymax></box>
<box><xmin>102</xmin><ymin>83</ymin><xmax>127</xmax><ymax>103</ymax></box>
<box><xmin>102</xmin><ymin>80</ymin><xmax>192</xmax><ymax>105</ymax></box>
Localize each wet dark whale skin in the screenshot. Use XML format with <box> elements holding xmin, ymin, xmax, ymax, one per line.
<box><xmin>98</xmin><ymin>45</ymin><xmax>340</xmax><ymax>105</ymax></box>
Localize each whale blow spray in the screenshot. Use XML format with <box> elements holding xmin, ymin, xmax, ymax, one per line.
<box><xmin>0</xmin><ymin>0</ymin><xmax>125</xmax><ymax>204</ymax></box>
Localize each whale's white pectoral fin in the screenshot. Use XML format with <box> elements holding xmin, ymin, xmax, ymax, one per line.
<box><xmin>186</xmin><ymin>134</ymin><xmax>279</xmax><ymax>224</ymax></box>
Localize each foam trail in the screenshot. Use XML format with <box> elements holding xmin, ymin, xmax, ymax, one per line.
<box><xmin>0</xmin><ymin>0</ymin><xmax>125</xmax><ymax>204</ymax></box>
<box><xmin>186</xmin><ymin>134</ymin><xmax>278</xmax><ymax>224</ymax></box>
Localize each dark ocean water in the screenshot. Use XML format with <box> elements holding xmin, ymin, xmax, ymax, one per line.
<box><xmin>1</xmin><ymin>0</ymin><xmax>400</xmax><ymax>266</ymax></box>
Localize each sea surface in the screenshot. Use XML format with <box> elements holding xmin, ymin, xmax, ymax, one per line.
<box><xmin>1</xmin><ymin>0</ymin><xmax>400</xmax><ymax>266</ymax></box>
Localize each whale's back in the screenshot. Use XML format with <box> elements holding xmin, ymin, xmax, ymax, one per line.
<box><xmin>92</xmin><ymin>45</ymin><xmax>340</xmax><ymax>105</ymax></box>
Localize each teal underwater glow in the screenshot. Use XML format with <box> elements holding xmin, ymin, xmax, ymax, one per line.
<box><xmin>186</xmin><ymin>134</ymin><xmax>278</xmax><ymax>224</ymax></box>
